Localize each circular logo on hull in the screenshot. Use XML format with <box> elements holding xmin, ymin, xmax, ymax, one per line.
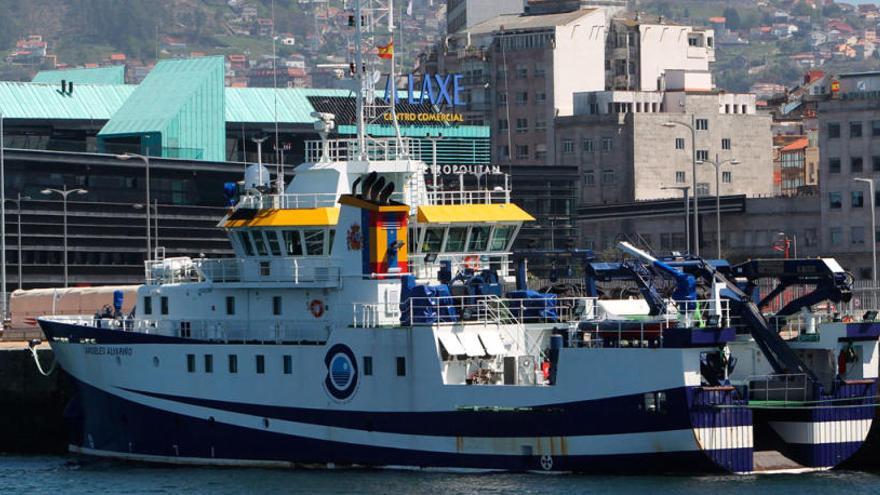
<box><xmin>325</xmin><ymin>344</ymin><xmax>359</xmax><ymax>401</ymax></box>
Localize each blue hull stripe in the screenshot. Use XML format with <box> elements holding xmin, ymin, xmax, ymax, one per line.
<box><xmin>67</xmin><ymin>379</ymin><xmax>738</xmax><ymax>473</ymax></box>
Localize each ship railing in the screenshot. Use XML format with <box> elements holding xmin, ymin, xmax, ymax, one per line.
<box><xmin>575</xmin><ymin>299</ymin><xmax>730</xmax><ymax>349</ymax></box>
<box><xmin>304</xmin><ymin>137</ymin><xmax>420</xmax><ymax>163</ymax></box>
<box><xmin>408</xmin><ymin>253</ymin><xmax>515</xmax><ymax>280</ymax></box>
<box><xmin>235</xmin><ymin>192</ymin><xmax>339</xmax><ymax>211</ymax></box>
<box><xmin>427</xmin><ymin>188</ymin><xmax>511</xmax><ymax>205</ymax></box>
<box><xmin>112</xmin><ymin>317</ymin><xmax>332</xmax><ymax>343</ymax></box>
<box><xmin>746</xmin><ymin>373</ymin><xmax>809</xmax><ymax>403</ymax></box>
<box><xmin>768</xmin><ymin>310</ymin><xmax>879</xmax><ymax>341</ymax></box>
<box><xmin>146</xmin><ymin>257</ymin><xmax>341</xmax><ymax>286</ymax></box>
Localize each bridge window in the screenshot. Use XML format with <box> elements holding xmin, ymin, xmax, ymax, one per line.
<box><xmin>160</xmin><ymin>296</ymin><xmax>169</xmax><ymax>315</ymax></box>
<box><xmin>186</xmin><ymin>353</ymin><xmax>195</xmax><ymax>373</ymax></box>
<box><xmin>256</xmin><ymin>354</ymin><xmax>265</xmax><ymax>374</ymax></box>
<box><xmin>273</xmin><ymin>296</ymin><xmax>282</xmax><ymax>315</ymax></box>
<box><xmin>396</xmin><ymin>356</ymin><xmax>406</xmax><ymax>376</ymax></box>
<box><xmin>283</xmin><ymin>230</ymin><xmax>303</xmax><ymax>256</ymax></box>
<box><xmin>363</xmin><ymin>356</ymin><xmax>373</xmax><ymax>376</ymax></box>
<box><xmin>143</xmin><ymin>296</ymin><xmax>152</xmax><ymax>315</ymax></box>
<box><xmin>304</xmin><ymin>229</ymin><xmax>326</xmax><ymax>255</ymax></box>
<box><xmin>228</xmin><ymin>354</ymin><xmax>238</xmax><ymax>373</ymax></box>
<box><xmin>252</xmin><ymin>232</ymin><xmax>268</xmax><ymax>256</ymax></box>
<box><xmin>283</xmin><ymin>355</ymin><xmax>293</xmax><ymax>374</ymax></box>
<box><xmin>226</xmin><ymin>296</ymin><xmax>235</xmax><ymax>315</ymax></box>
<box><xmin>266</xmin><ymin>232</ymin><xmax>282</xmax><ymax>256</ymax></box>
<box><xmin>445</xmin><ymin>227</ymin><xmax>467</xmax><ymax>252</ymax></box>
<box><xmin>467</xmin><ymin>226</ymin><xmax>491</xmax><ymax>252</ymax></box>
<box><xmin>490</xmin><ymin>226</ymin><xmax>514</xmax><ymax>251</ymax></box>
<box><xmin>423</xmin><ymin>228</ymin><xmax>444</xmax><ymax>252</ymax></box>
<box><xmin>204</xmin><ymin>354</ymin><xmax>213</xmax><ymax>373</ymax></box>
<box><xmin>238</xmin><ymin>231</ymin><xmax>254</xmax><ymax>256</ymax></box>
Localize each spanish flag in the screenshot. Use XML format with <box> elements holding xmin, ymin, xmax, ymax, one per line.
<box><xmin>377</xmin><ymin>41</ymin><xmax>394</xmax><ymax>59</ymax></box>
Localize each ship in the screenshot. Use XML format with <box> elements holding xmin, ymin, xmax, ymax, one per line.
<box><xmin>32</xmin><ymin>0</ymin><xmax>880</xmax><ymax>474</ymax></box>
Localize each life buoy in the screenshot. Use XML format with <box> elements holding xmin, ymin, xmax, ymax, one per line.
<box><xmin>464</xmin><ymin>255</ymin><xmax>480</xmax><ymax>271</ymax></box>
<box><xmin>842</xmin><ymin>315</ymin><xmax>853</xmax><ymax>323</ymax></box>
<box><xmin>309</xmin><ymin>299</ymin><xmax>325</xmax><ymax>318</ymax></box>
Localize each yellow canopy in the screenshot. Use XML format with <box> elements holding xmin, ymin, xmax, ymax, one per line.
<box><xmin>224</xmin><ymin>207</ymin><xmax>340</xmax><ymax>228</ymax></box>
<box><xmin>416</xmin><ymin>204</ymin><xmax>534</xmax><ymax>224</ymax></box>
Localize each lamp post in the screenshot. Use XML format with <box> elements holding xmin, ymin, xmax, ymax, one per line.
<box><xmin>661</xmin><ymin>186</ymin><xmax>691</xmax><ymax>254</ymax></box>
<box><xmin>41</xmin><ymin>186</ymin><xmax>88</xmax><ymax>287</ymax></box>
<box><xmin>775</xmin><ymin>231</ymin><xmax>797</xmax><ymax>258</ymax></box>
<box><xmin>698</xmin><ymin>153</ymin><xmax>740</xmax><ymax>259</ymax></box>
<box><xmin>854</xmin><ymin>177</ymin><xmax>877</xmax><ymax>308</ymax></box>
<box><xmin>662</xmin><ymin>117</ymin><xmax>699</xmax><ymax>255</ymax></box>
<box><xmin>6</xmin><ymin>193</ymin><xmax>31</xmax><ymax>290</ymax></box>
<box><xmin>133</xmin><ymin>199</ymin><xmax>159</xmax><ymax>254</ymax></box>
<box><xmin>115</xmin><ymin>153</ymin><xmax>151</xmax><ymax>261</ymax></box>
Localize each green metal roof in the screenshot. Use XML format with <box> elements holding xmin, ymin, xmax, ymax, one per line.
<box><xmin>33</xmin><ymin>66</ymin><xmax>126</xmax><ymax>85</ymax></box>
<box><xmin>99</xmin><ymin>57</ymin><xmax>226</xmax><ymax>161</ymax></box>
<box><xmin>0</xmin><ymin>81</ymin><xmax>134</xmax><ymax>120</ymax></box>
<box><xmin>225</xmin><ymin>87</ymin><xmax>352</xmax><ymax>124</ymax></box>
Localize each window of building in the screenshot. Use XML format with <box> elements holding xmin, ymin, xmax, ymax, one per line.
<box><xmin>853</xmin><ymin>190</ymin><xmax>865</xmax><ymax>208</ymax></box>
<box><xmin>852</xmin><ymin>226</ymin><xmax>866</xmax><ymax>244</ymax></box>
<box><xmin>256</xmin><ymin>354</ymin><xmax>265</xmax><ymax>374</ymax></box>
<box><xmin>363</xmin><ymin>356</ymin><xmax>373</xmax><ymax>376</ymax></box>
<box><xmin>562</xmin><ymin>139</ymin><xmax>574</xmax><ymax>153</ymax></box>
<box><xmin>204</xmin><ymin>354</ymin><xmax>213</xmax><ymax>373</ymax></box>
<box><xmin>535</xmin><ymin>144</ymin><xmax>547</xmax><ymax>160</ymax></box>
<box><xmin>497</xmin><ymin>92</ymin><xmax>507</xmax><ymax>105</ymax></box>
<box><xmin>515</xmin><ymin>145</ymin><xmax>529</xmax><ymax>160</ymax></box>
<box><xmin>515</xmin><ymin>65</ymin><xmax>527</xmax><ymax>78</ymax></box>
<box><xmin>852</xmin><ymin>157</ymin><xmax>864</xmax><ymax>173</ymax></box>
<box><xmin>851</xmin><ymin>121</ymin><xmax>863</xmax><ymax>138</ymax></box>
<box><xmin>186</xmin><ymin>354</ymin><xmax>196</xmax><ymax>373</ymax></box>
<box><xmin>876</xmin><ymin>191</ymin><xmax>880</xmax><ymax>208</ymax></box>
<box><xmin>516</xmin><ymin>118</ymin><xmax>528</xmax><ymax>133</ymax></box>
<box><xmin>696</xmin><ymin>150</ymin><xmax>709</xmax><ymax>162</ymax></box>
<box><xmin>722</xmin><ymin>138</ymin><xmax>731</xmax><ymax>150</ymax></box>
<box><xmin>696</xmin><ymin>183</ymin><xmax>710</xmax><ymax>196</ymax></box>
<box><xmin>873</xmin><ymin>120</ymin><xmax>880</xmax><ymax>137</ymax></box>
<box><xmin>535</xmin><ymin>119</ymin><xmax>547</xmax><ymax>131</ymax></box>
<box><xmin>272</xmin><ymin>296</ymin><xmax>282</xmax><ymax>315</ymax></box>
<box><xmin>829</xmin><ymin>158</ymin><xmax>841</xmax><ymax>174</ymax></box>
<box><xmin>583</xmin><ymin>139</ymin><xmax>594</xmax><ymax>152</ymax></box>
<box><xmin>498</xmin><ymin>119</ymin><xmax>508</xmax><ymax>131</ymax></box>
<box><xmin>228</xmin><ymin>354</ymin><xmax>238</xmax><ymax>373</ymax></box>
<box><xmin>226</xmin><ymin>296</ymin><xmax>235</xmax><ymax>315</ymax></box>
<box><xmin>675</xmin><ymin>138</ymin><xmax>685</xmax><ymax>150</ymax></box>
<box><xmin>535</xmin><ymin>92</ymin><xmax>546</xmax><ymax>103</ymax></box>
<box><xmin>830</xmin><ymin>227</ymin><xmax>843</xmax><ymax>245</ymax></box>
<box><xmin>396</xmin><ymin>356</ymin><xmax>406</xmax><ymax>376</ymax></box>
<box><xmin>675</xmin><ymin>171</ymin><xmax>686</xmax><ymax>183</ymax></box>
<box><xmin>583</xmin><ymin>170</ymin><xmax>595</xmax><ymax>186</ymax></box>
<box><xmin>497</xmin><ymin>145</ymin><xmax>509</xmax><ymax>159</ymax></box>
<box><xmin>601</xmin><ymin>137</ymin><xmax>613</xmax><ymax>152</ymax></box>
<box><xmin>829</xmin><ymin>192</ymin><xmax>842</xmax><ymax>209</ymax></box>
<box><xmin>696</xmin><ymin>119</ymin><xmax>709</xmax><ymax>131</ymax></box>
<box><xmin>874</xmin><ymin>157</ymin><xmax>880</xmax><ymax>172</ymax></box>
<box><xmin>602</xmin><ymin>169</ymin><xmax>615</xmax><ymax>185</ymax></box>
<box><xmin>828</xmin><ymin>122</ymin><xmax>840</xmax><ymax>138</ymax></box>
<box><xmin>283</xmin><ymin>355</ymin><xmax>293</xmax><ymax>374</ymax></box>
<box><xmin>722</xmin><ymin>171</ymin><xmax>732</xmax><ymax>183</ymax></box>
<box><xmin>534</xmin><ymin>65</ymin><xmax>546</xmax><ymax>77</ymax></box>
<box><xmin>515</xmin><ymin>91</ymin><xmax>528</xmax><ymax>104</ymax></box>
<box><xmin>143</xmin><ymin>296</ymin><xmax>152</xmax><ymax>315</ymax></box>
<box><xmin>160</xmin><ymin>296</ymin><xmax>168</xmax><ymax>315</ymax></box>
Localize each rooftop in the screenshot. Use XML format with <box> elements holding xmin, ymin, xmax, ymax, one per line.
<box><xmin>466</xmin><ymin>8</ymin><xmax>598</xmax><ymax>35</ymax></box>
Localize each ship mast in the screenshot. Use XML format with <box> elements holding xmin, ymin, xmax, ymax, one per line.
<box><xmin>351</xmin><ymin>0</ymin><xmax>405</xmax><ymax>160</ymax></box>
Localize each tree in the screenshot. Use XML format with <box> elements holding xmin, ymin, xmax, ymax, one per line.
<box><xmin>724</xmin><ymin>7</ymin><xmax>742</xmax><ymax>31</ymax></box>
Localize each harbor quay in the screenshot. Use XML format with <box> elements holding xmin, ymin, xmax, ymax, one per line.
<box><xmin>0</xmin><ymin>343</ymin><xmax>68</xmax><ymax>454</ymax></box>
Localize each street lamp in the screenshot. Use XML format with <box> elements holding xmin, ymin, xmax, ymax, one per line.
<box><xmin>662</xmin><ymin>117</ymin><xmax>700</xmax><ymax>255</ymax></box>
<box><xmin>6</xmin><ymin>193</ymin><xmax>31</xmax><ymax>290</ymax></box>
<box><xmin>854</xmin><ymin>177</ymin><xmax>877</xmax><ymax>308</ymax></box>
<box><xmin>133</xmin><ymin>200</ymin><xmax>159</xmax><ymax>254</ymax></box>
<box><xmin>115</xmin><ymin>153</ymin><xmax>151</xmax><ymax>261</ymax></box>
<box><xmin>41</xmin><ymin>186</ymin><xmax>88</xmax><ymax>287</ymax></box>
<box><xmin>697</xmin><ymin>153</ymin><xmax>740</xmax><ymax>259</ymax></box>
<box><xmin>661</xmin><ymin>186</ymin><xmax>691</xmax><ymax>253</ymax></box>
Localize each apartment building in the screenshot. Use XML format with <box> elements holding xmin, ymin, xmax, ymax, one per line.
<box><xmin>817</xmin><ymin>72</ymin><xmax>880</xmax><ymax>277</ymax></box>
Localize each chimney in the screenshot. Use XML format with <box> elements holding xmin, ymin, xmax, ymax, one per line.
<box><xmin>68</xmin><ymin>81</ymin><xmax>74</xmax><ymax>95</ymax></box>
<box><xmin>61</xmin><ymin>79</ymin><xmax>67</xmax><ymax>94</ymax></box>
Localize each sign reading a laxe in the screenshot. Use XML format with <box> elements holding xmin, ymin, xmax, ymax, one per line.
<box><xmin>384</xmin><ymin>73</ymin><xmax>465</xmax><ymax>106</ymax></box>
